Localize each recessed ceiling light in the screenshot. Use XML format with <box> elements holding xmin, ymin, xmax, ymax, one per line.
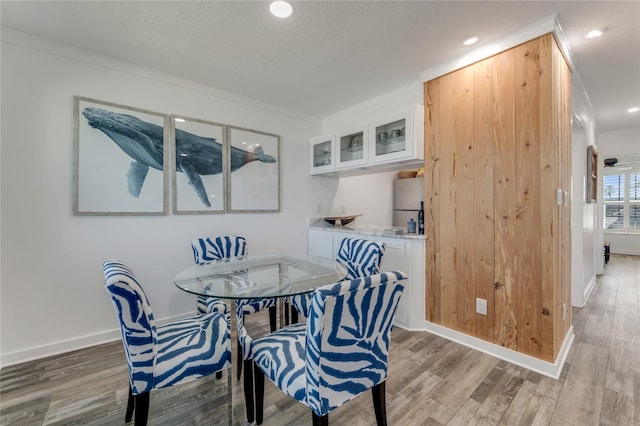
<box><xmin>463</xmin><ymin>35</ymin><xmax>480</xmax><ymax>46</ymax></box>
<box><xmin>174</xmin><ymin>117</ymin><xmax>185</xmax><ymax>122</ymax></box>
<box><xmin>585</xmin><ymin>29</ymin><xmax>604</xmax><ymax>39</ymax></box>
<box><xmin>270</xmin><ymin>1</ymin><xmax>294</xmax><ymax>18</ymax></box>
<box><xmin>628</xmin><ymin>107</ymin><xmax>640</xmax><ymax>113</ymax></box>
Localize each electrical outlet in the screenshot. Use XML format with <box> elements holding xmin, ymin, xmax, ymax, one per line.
<box><xmin>562</xmin><ymin>303</ymin><xmax>566</xmax><ymax>320</ymax></box>
<box><xmin>316</xmin><ymin>204</ymin><xmax>321</xmax><ymax>214</ymax></box>
<box><xmin>476</xmin><ymin>298</ymin><xmax>488</xmax><ymax>316</ymax></box>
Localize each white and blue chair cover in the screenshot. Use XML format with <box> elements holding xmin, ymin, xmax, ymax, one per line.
<box><xmin>250</xmin><ymin>270</ymin><xmax>406</xmax><ymax>426</ymax></box>
<box><xmin>191</xmin><ymin>235</ymin><xmax>247</xmax><ymax>315</ymax></box>
<box><xmin>102</xmin><ymin>259</ymin><xmax>231</xmax><ymax>426</ymax></box>
<box><xmin>291</xmin><ymin>237</ymin><xmax>386</xmax><ymax>321</ymax></box>
<box><xmin>191</xmin><ymin>235</ymin><xmax>277</xmax><ymax>423</ymax></box>
<box><xmin>191</xmin><ymin>234</ymin><xmax>277</xmax><ymax>365</ymax></box>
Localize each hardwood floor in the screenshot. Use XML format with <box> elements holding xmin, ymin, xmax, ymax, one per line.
<box><xmin>1</xmin><ymin>254</ymin><xmax>639</xmax><ymax>425</ymax></box>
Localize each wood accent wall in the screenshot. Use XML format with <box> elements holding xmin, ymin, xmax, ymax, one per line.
<box><xmin>424</xmin><ymin>33</ymin><xmax>571</xmax><ymax>362</ymax></box>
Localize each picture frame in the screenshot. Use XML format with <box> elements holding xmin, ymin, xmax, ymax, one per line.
<box><xmin>227</xmin><ymin>125</ymin><xmax>280</xmax><ymax>212</ymax></box>
<box><xmin>171</xmin><ymin>115</ymin><xmax>226</xmax><ymax>214</ymax></box>
<box><xmin>587</xmin><ymin>145</ymin><xmax>598</xmax><ymax>203</ymax></box>
<box><xmin>73</xmin><ymin>96</ymin><xmax>169</xmax><ymax>215</ymax></box>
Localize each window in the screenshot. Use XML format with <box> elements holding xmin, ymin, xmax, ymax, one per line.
<box><xmin>603</xmin><ymin>170</ymin><xmax>640</xmax><ymax>232</ymax></box>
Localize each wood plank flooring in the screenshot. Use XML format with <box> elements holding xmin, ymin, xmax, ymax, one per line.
<box><xmin>1</xmin><ymin>254</ymin><xmax>639</xmax><ymax>425</ymax></box>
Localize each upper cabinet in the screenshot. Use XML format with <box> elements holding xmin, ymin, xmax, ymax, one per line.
<box><xmin>369</xmin><ymin>108</ymin><xmax>420</xmax><ymax>164</ymax></box>
<box><xmin>309</xmin><ymin>104</ymin><xmax>424</xmax><ymax>176</ymax></box>
<box><xmin>336</xmin><ymin>128</ymin><xmax>369</xmax><ymax>169</ymax></box>
<box><xmin>309</xmin><ymin>134</ymin><xmax>336</xmax><ymax>174</ymax></box>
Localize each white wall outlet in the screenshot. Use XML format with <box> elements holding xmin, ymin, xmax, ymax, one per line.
<box><xmin>316</xmin><ymin>204</ymin><xmax>322</xmax><ymax>214</ymax></box>
<box><xmin>476</xmin><ymin>298</ymin><xmax>488</xmax><ymax>316</ymax></box>
<box><xmin>562</xmin><ymin>302</ymin><xmax>567</xmax><ymax>320</ymax></box>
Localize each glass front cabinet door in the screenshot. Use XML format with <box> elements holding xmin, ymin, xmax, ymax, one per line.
<box><xmin>309</xmin><ymin>134</ymin><xmax>336</xmax><ymax>174</ymax></box>
<box><xmin>336</xmin><ymin>128</ymin><xmax>369</xmax><ymax>169</ymax></box>
<box><xmin>369</xmin><ymin>106</ymin><xmax>423</xmax><ymax>164</ymax></box>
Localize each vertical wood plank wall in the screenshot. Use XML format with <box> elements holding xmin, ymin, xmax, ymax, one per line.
<box><xmin>424</xmin><ymin>33</ymin><xmax>571</xmax><ymax>362</ymax></box>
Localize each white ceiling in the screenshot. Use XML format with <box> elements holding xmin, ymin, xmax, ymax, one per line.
<box><xmin>1</xmin><ymin>1</ymin><xmax>639</xmax><ymax>133</ymax></box>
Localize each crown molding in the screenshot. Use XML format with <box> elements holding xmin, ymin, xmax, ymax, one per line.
<box><xmin>420</xmin><ymin>14</ymin><xmax>575</xmax><ymax>83</ymax></box>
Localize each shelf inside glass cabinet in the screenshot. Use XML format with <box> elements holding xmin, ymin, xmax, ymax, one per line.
<box><xmin>339</xmin><ymin>132</ymin><xmax>364</xmax><ymax>162</ymax></box>
<box><xmin>313</xmin><ymin>140</ymin><xmax>332</xmax><ymax>167</ymax></box>
<box><xmin>376</xmin><ymin>135</ymin><xmax>406</xmax><ymax>155</ymax></box>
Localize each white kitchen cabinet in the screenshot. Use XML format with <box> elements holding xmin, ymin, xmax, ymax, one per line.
<box><xmin>308</xmin><ymin>229</ymin><xmax>334</xmax><ymax>258</ymax></box>
<box><xmin>336</xmin><ymin>128</ymin><xmax>369</xmax><ymax>169</ymax></box>
<box><xmin>307</xmin><ymin>228</ymin><xmax>425</xmax><ymax>330</ymax></box>
<box><xmin>378</xmin><ymin>238</ymin><xmax>408</xmax><ymax>324</ymax></box>
<box><xmin>309</xmin><ymin>104</ymin><xmax>424</xmax><ymax>177</ymax></box>
<box><xmin>309</xmin><ymin>134</ymin><xmax>336</xmax><ymax>175</ymax></box>
<box><xmin>369</xmin><ymin>106</ymin><xmax>424</xmax><ymax>164</ymax></box>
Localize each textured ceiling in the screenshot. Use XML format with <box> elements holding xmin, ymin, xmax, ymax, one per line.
<box><xmin>1</xmin><ymin>1</ymin><xmax>639</xmax><ymax>132</ymax></box>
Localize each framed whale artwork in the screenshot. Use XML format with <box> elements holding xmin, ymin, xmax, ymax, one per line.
<box><xmin>227</xmin><ymin>126</ymin><xmax>280</xmax><ymax>212</ymax></box>
<box><xmin>170</xmin><ymin>115</ymin><xmax>226</xmax><ymax>214</ymax></box>
<box><xmin>73</xmin><ymin>96</ymin><xmax>169</xmax><ymax>215</ymax></box>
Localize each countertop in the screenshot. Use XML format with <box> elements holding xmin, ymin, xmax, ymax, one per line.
<box><xmin>308</xmin><ymin>221</ymin><xmax>426</xmax><ymax>241</ymax></box>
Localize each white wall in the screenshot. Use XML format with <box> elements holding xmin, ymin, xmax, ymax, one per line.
<box><xmin>0</xmin><ymin>30</ymin><xmax>335</xmax><ymax>366</ymax></box>
<box><xmin>570</xmin><ymin>74</ymin><xmax>599</xmax><ymax>307</ymax></box>
<box><xmin>598</xmin><ymin>127</ymin><xmax>640</xmax><ymax>256</ymax></box>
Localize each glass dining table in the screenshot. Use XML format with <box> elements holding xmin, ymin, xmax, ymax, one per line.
<box><xmin>174</xmin><ymin>254</ymin><xmax>344</xmax><ymax>303</ymax></box>
<box><xmin>173</xmin><ymin>254</ymin><xmax>344</xmax><ymax>425</ymax></box>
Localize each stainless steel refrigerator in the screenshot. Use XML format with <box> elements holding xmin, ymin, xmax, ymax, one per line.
<box><xmin>392</xmin><ymin>177</ymin><xmax>424</xmax><ymax>229</ymax></box>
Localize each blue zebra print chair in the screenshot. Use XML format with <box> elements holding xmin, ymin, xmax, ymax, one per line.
<box><xmin>191</xmin><ymin>235</ymin><xmax>278</xmax><ymax>377</ymax></box>
<box><xmin>191</xmin><ymin>235</ymin><xmax>247</xmax><ymax>315</ymax></box>
<box><xmin>192</xmin><ymin>235</ymin><xmax>277</xmax><ymax>423</ymax></box>
<box><xmin>291</xmin><ymin>237</ymin><xmax>386</xmax><ymax>322</ymax></box>
<box><xmin>250</xmin><ymin>270</ymin><xmax>406</xmax><ymax>426</ymax></box>
<box><xmin>102</xmin><ymin>259</ymin><xmax>231</xmax><ymax>426</ymax></box>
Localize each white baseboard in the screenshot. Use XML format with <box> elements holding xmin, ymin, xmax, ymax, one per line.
<box><xmin>422</xmin><ymin>322</ymin><xmax>574</xmax><ymax>379</ymax></box>
<box><xmin>583</xmin><ymin>275</ymin><xmax>597</xmax><ymax>306</ymax></box>
<box><xmin>4</xmin><ymin>314</ymin><xmax>575</xmax><ymax>379</ymax></box>
<box><xmin>1</xmin><ymin>330</ymin><xmax>121</xmax><ymax>368</ymax></box>
<box><xmin>0</xmin><ymin>313</ymin><xmax>191</xmax><ymax>368</ymax></box>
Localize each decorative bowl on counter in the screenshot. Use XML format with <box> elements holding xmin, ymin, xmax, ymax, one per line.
<box><xmin>324</xmin><ymin>214</ymin><xmax>362</xmax><ymax>226</ymax></box>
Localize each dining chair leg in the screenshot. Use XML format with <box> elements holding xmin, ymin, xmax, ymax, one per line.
<box><xmin>134</xmin><ymin>392</ymin><xmax>150</xmax><ymax>426</ymax></box>
<box><xmin>312</xmin><ymin>412</ymin><xmax>329</xmax><ymax>426</ymax></box>
<box><xmin>236</xmin><ymin>337</ymin><xmax>243</xmax><ymax>381</ymax></box>
<box><xmin>125</xmin><ymin>385</ymin><xmax>135</xmax><ymax>422</ymax></box>
<box><xmin>243</xmin><ymin>359</ymin><xmax>255</xmax><ymax>423</ymax></box>
<box><xmin>284</xmin><ymin>300</ymin><xmax>290</xmax><ymax>325</ymax></box>
<box><xmin>371</xmin><ymin>381</ymin><xmax>387</xmax><ymax>426</ymax></box>
<box><xmin>268</xmin><ymin>305</ymin><xmax>277</xmax><ymax>332</ymax></box>
<box><xmin>254</xmin><ymin>362</ymin><xmax>265</xmax><ymax>425</ymax></box>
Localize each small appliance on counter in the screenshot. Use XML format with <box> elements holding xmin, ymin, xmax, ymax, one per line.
<box><xmin>393</xmin><ymin>177</ymin><xmax>424</xmax><ymax>231</ymax></box>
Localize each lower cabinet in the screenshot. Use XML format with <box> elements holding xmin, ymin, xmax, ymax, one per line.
<box><xmin>308</xmin><ymin>229</ymin><xmax>425</xmax><ymax>330</ymax></box>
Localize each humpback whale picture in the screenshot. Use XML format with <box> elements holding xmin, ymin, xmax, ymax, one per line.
<box><xmin>79</xmin><ymin>104</ymin><xmax>277</xmax><ymax>211</ymax></box>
